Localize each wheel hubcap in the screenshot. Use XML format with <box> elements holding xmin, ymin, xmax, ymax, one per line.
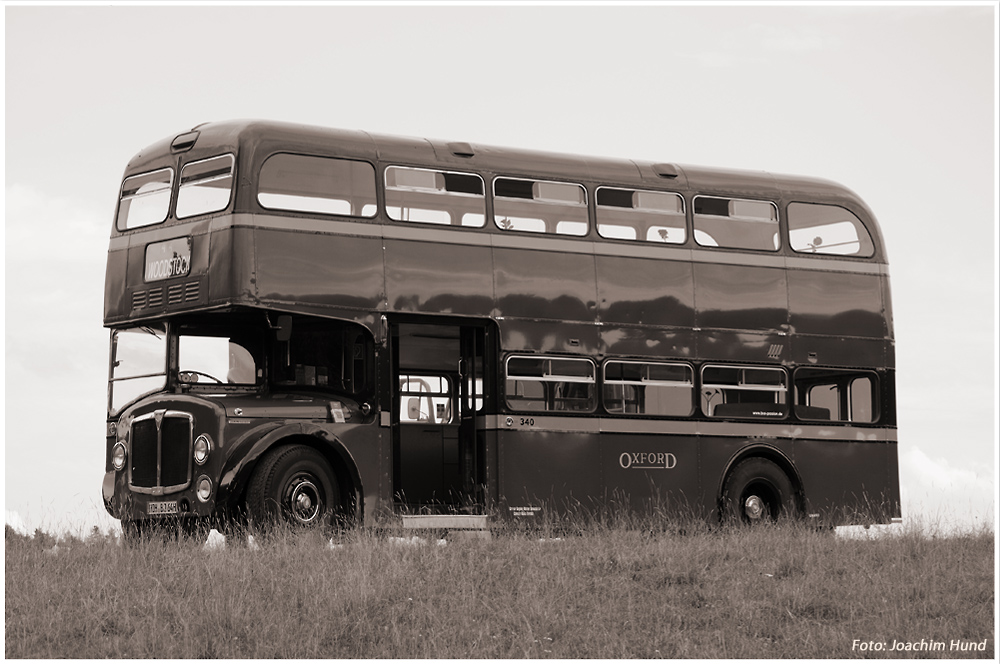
<box><xmin>744</xmin><ymin>494</ymin><xmax>766</xmax><ymax>521</ymax></box>
<box><xmin>287</xmin><ymin>478</ymin><xmax>322</xmax><ymax>525</ymax></box>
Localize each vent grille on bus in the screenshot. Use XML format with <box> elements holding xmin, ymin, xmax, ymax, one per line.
<box><xmin>129</xmin><ymin>412</ymin><xmax>192</xmax><ymax>492</ymax></box>
<box><xmin>132</xmin><ymin>281</ymin><xmax>199</xmax><ymax>311</ymax></box>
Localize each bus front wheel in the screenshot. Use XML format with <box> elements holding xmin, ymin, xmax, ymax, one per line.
<box><xmin>722</xmin><ymin>458</ymin><xmax>796</xmax><ymax>524</ymax></box>
<box><xmin>246</xmin><ymin>445</ymin><xmax>340</xmax><ymax>530</ymax></box>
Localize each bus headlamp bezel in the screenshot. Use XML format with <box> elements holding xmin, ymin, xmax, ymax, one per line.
<box><xmin>193</xmin><ymin>434</ymin><xmax>213</xmax><ymax>465</ymax></box>
<box><xmin>112</xmin><ymin>442</ymin><xmax>127</xmax><ymax>471</ymax></box>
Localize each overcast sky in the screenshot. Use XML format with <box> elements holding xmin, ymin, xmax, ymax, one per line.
<box><xmin>4</xmin><ymin>3</ymin><xmax>997</xmax><ymax>535</ymax></box>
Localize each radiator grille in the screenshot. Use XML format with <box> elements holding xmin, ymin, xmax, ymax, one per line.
<box><xmin>129</xmin><ymin>411</ymin><xmax>192</xmax><ymax>492</ymax></box>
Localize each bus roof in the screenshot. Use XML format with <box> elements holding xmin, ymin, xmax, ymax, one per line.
<box><xmin>122</xmin><ymin>119</ymin><xmax>882</xmax><ymax>238</ymax></box>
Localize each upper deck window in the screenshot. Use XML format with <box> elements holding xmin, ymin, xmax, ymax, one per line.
<box><xmin>596</xmin><ymin>187</ymin><xmax>686</xmax><ymax>243</ymax></box>
<box><xmin>385</xmin><ymin>166</ymin><xmax>485</xmax><ymax>227</ymax></box>
<box><xmin>693</xmin><ymin>196</ymin><xmax>779</xmax><ymax>251</ymax></box>
<box><xmin>258</xmin><ymin>153</ymin><xmax>377</xmax><ymax>218</ymax></box>
<box><xmin>176</xmin><ymin>154</ymin><xmax>234</xmax><ymax>219</ymax></box>
<box><xmin>494</xmin><ymin>177</ymin><xmax>589</xmax><ymax>236</ymax></box>
<box><xmin>787</xmin><ymin>202</ymin><xmax>875</xmax><ymax>257</ymax></box>
<box><xmin>117</xmin><ymin>168</ymin><xmax>173</xmax><ymax>230</ymax></box>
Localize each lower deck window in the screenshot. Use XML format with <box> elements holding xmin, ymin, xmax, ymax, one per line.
<box><xmin>603</xmin><ymin>361</ymin><xmax>693</xmax><ymax>416</ymax></box>
<box><xmin>701</xmin><ymin>365</ymin><xmax>787</xmax><ymax>418</ymax></box>
<box><xmin>794</xmin><ymin>368</ymin><xmax>877</xmax><ymax>422</ymax></box>
<box><xmin>505</xmin><ymin>356</ymin><xmax>596</xmax><ymax>412</ymax></box>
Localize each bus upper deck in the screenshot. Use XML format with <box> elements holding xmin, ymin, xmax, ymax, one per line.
<box><xmin>105</xmin><ymin>120</ymin><xmax>893</xmax><ymax>373</ymax></box>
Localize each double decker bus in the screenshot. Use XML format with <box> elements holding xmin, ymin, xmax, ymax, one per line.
<box><xmin>102</xmin><ymin>120</ymin><xmax>900</xmax><ymax>537</ymax></box>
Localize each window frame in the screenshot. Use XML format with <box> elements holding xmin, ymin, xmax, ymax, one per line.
<box><xmin>602</xmin><ymin>359</ymin><xmax>695</xmax><ymax>417</ymax></box>
<box><xmin>786</xmin><ymin>201</ymin><xmax>876</xmax><ymax>258</ymax></box>
<box><xmin>116</xmin><ymin>167</ymin><xmax>175</xmax><ymax>231</ymax></box>
<box><xmin>175</xmin><ymin>153</ymin><xmax>236</xmax><ymax>220</ymax></box>
<box><xmin>493</xmin><ymin>176</ymin><xmax>590</xmax><ymax>236</ymax></box>
<box><xmin>595</xmin><ymin>187</ymin><xmax>687</xmax><ymax>244</ymax></box>
<box><xmin>384</xmin><ymin>164</ymin><xmax>486</xmax><ymax>228</ymax></box>
<box><xmin>256</xmin><ymin>152</ymin><xmax>378</xmax><ymax>219</ymax></box>
<box><xmin>792</xmin><ymin>367</ymin><xmax>880</xmax><ymax>423</ymax></box>
<box><xmin>700</xmin><ymin>364</ymin><xmax>789</xmax><ymax>419</ymax></box>
<box><xmin>692</xmin><ymin>195</ymin><xmax>781</xmax><ymax>252</ymax></box>
<box><xmin>504</xmin><ymin>354</ymin><xmax>597</xmax><ymax>413</ymax></box>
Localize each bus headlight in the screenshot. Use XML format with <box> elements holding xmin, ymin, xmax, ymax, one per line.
<box><xmin>196</xmin><ymin>476</ymin><xmax>213</xmax><ymax>503</ymax></box>
<box><xmin>193</xmin><ymin>434</ymin><xmax>212</xmax><ymax>465</ymax></box>
<box><xmin>112</xmin><ymin>443</ymin><xmax>127</xmax><ymax>471</ymax></box>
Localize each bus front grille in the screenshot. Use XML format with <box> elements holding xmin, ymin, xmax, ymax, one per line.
<box><xmin>129</xmin><ymin>411</ymin><xmax>192</xmax><ymax>493</ymax></box>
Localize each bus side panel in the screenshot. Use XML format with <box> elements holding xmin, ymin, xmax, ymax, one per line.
<box><xmin>497</xmin><ymin>429</ymin><xmax>602</xmax><ymax>516</ymax></box>
<box><xmin>795</xmin><ymin>439</ymin><xmax>896</xmax><ymax>524</ymax></box>
<box><xmin>693</xmin><ymin>263</ymin><xmax>788</xmax><ymax>331</ymax></box>
<box><xmin>788</xmin><ymin>270</ymin><xmax>885</xmax><ymax>338</ymax></box>
<box><xmin>788</xmin><ymin>335</ymin><xmax>886</xmax><ymax>371</ymax></box>
<box><xmin>600</xmin><ymin>325</ymin><xmax>696</xmax><ymax>360</ymax></box>
<box><xmin>600</xmin><ymin>433</ymin><xmax>704</xmax><ymax>518</ymax></box>
<box><xmin>494</xmin><ymin>248</ymin><xmax>597</xmax><ymax>322</ymax></box>
<box><xmin>254</xmin><ymin>229</ymin><xmax>385</xmax><ymax>311</ymax></box>
<box><xmin>384</xmin><ymin>239</ymin><xmax>493</xmax><ymax>315</ymax></box>
<box><xmin>595</xmin><ymin>255</ymin><xmax>695</xmax><ymax>327</ymax></box>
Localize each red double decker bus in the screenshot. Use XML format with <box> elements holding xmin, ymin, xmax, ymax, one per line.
<box><xmin>102</xmin><ymin>120</ymin><xmax>900</xmax><ymax>538</ymax></box>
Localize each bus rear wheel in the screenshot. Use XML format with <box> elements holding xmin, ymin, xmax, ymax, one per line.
<box><xmin>246</xmin><ymin>444</ymin><xmax>340</xmax><ymax>531</ymax></box>
<box><xmin>722</xmin><ymin>458</ymin><xmax>796</xmax><ymax>524</ymax></box>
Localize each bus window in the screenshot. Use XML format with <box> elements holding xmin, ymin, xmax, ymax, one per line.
<box><xmin>257</xmin><ymin>153</ymin><xmax>377</xmax><ymax>217</ymax></box>
<box><xmin>693</xmin><ymin>196</ymin><xmax>779</xmax><ymax>251</ymax></box>
<box><xmin>116</xmin><ymin>168</ymin><xmax>173</xmax><ymax>230</ymax></box>
<box><xmin>787</xmin><ymin>202</ymin><xmax>875</xmax><ymax>257</ymax></box>
<box><xmin>494</xmin><ymin>177</ymin><xmax>588</xmax><ymax>236</ymax></box>
<box><xmin>596</xmin><ymin>188</ymin><xmax>686</xmax><ymax>244</ymax></box>
<box><xmin>386</xmin><ymin>166</ymin><xmax>485</xmax><ymax>227</ymax></box>
<box><xmin>794</xmin><ymin>368</ymin><xmax>878</xmax><ymax>422</ymax></box>
<box><xmin>176</xmin><ymin>154</ymin><xmax>235</xmax><ymax>219</ymax></box>
<box><xmin>178</xmin><ymin>334</ymin><xmax>259</xmax><ymax>386</ymax></box>
<box><xmin>701</xmin><ymin>365</ymin><xmax>787</xmax><ymax>418</ymax></box>
<box><xmin>399</xmin><ymin>374</ymin><xmax>453</xmax><ymax>424</ymax></box>
<box><xmin>109</xmin><ymin>325</ymin><xmax>167</xmax><ymax>414</ymax></box>
<box><xmin>505</xmin><ymin>355</ymin><xmax>596</xmax><ymax>412</ymax></box>
<box><xmin>603</xmin><ymin>361</ymin><xmax>693</xmax><ymax>416</ymax></box>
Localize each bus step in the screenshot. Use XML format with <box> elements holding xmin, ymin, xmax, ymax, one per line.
<box><xmin>401</xmin><ymin>514</ymin><xmax>491</xmax><ymax>539</ymax></box>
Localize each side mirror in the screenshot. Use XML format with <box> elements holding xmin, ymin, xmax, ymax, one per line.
<box><xmin>276</xmin><ymin>315</ymin><xmax>293</xmax><ymax>342</ymax></box>
<box><xmin>407</xmin><ymin>398</ymin><xmax>422</xmax><ymax>421</ymax></box>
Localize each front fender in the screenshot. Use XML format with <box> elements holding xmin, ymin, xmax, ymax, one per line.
<box><xmin>217</xmin><ymin>422</ymin><xmax>363</xmax><ymax>516</ymax></box>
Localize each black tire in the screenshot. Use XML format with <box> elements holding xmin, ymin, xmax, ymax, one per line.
<box><xmin>721</xmin><ymin>457</ymin><xmax>796</xmax><ymax>524</ymax></box>
<box><xmin>246</xmin><ymin>445</ymin><xmax>340</xmax><ymax>530</ymax></box>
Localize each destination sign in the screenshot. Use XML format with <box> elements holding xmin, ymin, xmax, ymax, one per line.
<box><xmin>144</xmin><ymin>237</ymin><xmax>191</xmax><ymax>282</ymax></box>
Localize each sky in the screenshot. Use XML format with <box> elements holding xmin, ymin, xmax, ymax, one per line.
<box><xmin>4</xmin><ymin>3</ymin><xmax>997</xmax><ymax>536</ymax></box>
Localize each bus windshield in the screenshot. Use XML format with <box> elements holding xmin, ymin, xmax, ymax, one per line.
<box><xmin>109</xmin><ymin>324</ymin><xmax>167</xmax><ymax>415</ymax></box>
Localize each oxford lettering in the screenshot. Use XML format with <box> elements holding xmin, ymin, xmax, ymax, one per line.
<box><xmin>619</xmin><ymin>452</ymin><xmax>677</xmax><ymax>469</ymax></box>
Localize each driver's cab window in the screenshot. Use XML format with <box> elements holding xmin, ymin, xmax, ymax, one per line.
<box><xmin>179</xmin><ymin>335</ymin><xmax>259</xmax><ymax>385</ymax></box>
<box><xmin>399</xmin><ymin>374</ymin><xmax>453</xmax><ymax>424</ymax></box>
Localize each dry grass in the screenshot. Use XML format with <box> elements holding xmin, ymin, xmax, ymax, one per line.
<box><xmin>5</xmin><ymin>517</ymin><xmax>994</xmax><ymax>659</ymax></box>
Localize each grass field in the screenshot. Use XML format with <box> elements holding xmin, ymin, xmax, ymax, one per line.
<box><xmin>5</xmin><ymin>518</ymin><xmax>994</xmax><ymax>659</ymax></box>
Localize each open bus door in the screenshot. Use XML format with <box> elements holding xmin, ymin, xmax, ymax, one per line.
<box><xmin>390</xmin><ymin>321</ymin><xmax>489</xmax><ymax>512</ymax></box>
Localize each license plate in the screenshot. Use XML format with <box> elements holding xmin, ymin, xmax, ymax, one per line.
<box><xmin>147</xmin><ymin>500</ymin><xmax>178</xmax><ymax>516</ymax></box>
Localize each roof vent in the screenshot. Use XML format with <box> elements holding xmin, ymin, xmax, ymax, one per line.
<box><xmin>171</xmin><ymin>131</ymin><xmax>200</xmax><ymax>153</ymax></box>
<box><xmin>652</xmin><ymin>163</ymin><xmax>679</xmax><ymax>178</ymax></box>
<box><xmin>447</xmin><ymin>141</ymin><xmax>475</xmax><ymax>158</ymax></box>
